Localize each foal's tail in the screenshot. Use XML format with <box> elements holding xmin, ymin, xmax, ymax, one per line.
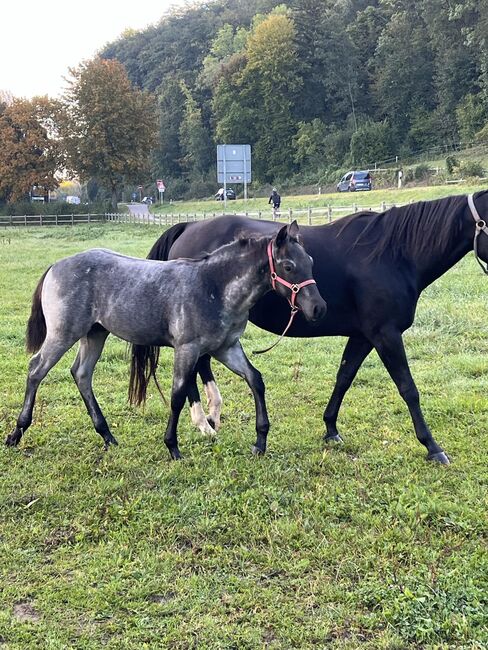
<box><xmin>147</xmin><ymin>222</ymin><xmax>189</xmax><ymax>261</ymax></box>
<box><xmin>26</xmin><ymin>267</ymin><xmax>51</xmax><ymax>354</ymax></box>
<box><xmin>128</xmin><ymin>344</ymin><xmax>166</xmax><ymax>406</ymax></box>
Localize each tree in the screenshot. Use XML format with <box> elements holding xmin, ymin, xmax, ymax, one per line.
<box><xmin>60</xmin><ymin>58</ymin><xmax>156</xmax><ymax>210</ymax></box>
<box><xmin>178</xmin><ymin>82</ymin><xmax>214</xmax><ymax>177</ymax></box>
<box><xmin>0</xmin><ymin>97</ymin><xmax>61</xmax><ymax>203</ymax></box>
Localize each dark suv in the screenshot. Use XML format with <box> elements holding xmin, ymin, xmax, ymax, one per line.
<box><xmin>337</xmin><ymin>171</ymin><xmax>372</xmax><ymax>192</ymax></box>
<box><xmin>215</xmin><ymin>188</ymin><xmax>236</xmax><ymax>200</ymax></box>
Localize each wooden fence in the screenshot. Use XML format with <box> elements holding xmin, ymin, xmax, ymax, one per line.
<box><xmin>106</xmin><ymin>202</ymin><xmax>400</xmax><ymax>227</ymax></box>
<box><xmin>0</xmin><ymin>213</ymin><xmax>106</xmax><ymax>227</ymax></box>
<box><xmin>1</xmin><ymin>203</ymin><xmax>402</xmax><ymax>229</ymax></box>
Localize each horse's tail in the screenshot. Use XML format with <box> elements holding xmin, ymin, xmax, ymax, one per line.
<box><xmin>147</xmin><ymin>222</ymin><xmax>189</xmax><ymax>261</ymax></box>
<box><xmin>26</xmin><ymin>267</ymin><xmax>51</xmax><ymax>354</ymax></box>
<box><xmin>128</xmin><ymin>344</ymin><xmax>166</xmax><ymax>406</ymax></box>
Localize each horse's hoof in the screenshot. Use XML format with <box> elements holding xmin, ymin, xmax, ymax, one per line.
<box><xmin>324</xmin><ymin>433</ymin><xmax>344</xmax><ymax>444</ymax></box>
<box><xmin>5</xmin><ymin>430</ymin><xmax>21</xmax><ymax>447</ymax></box>
<box><xmin>170</xmin><ymin>449</ymin><xmax>182</xmax><ymax>461</ymax></box>
<box><xmin>207</xmin><ymin>417</ymin><xmax>216</xmax><ymax>430</ymax></box>
<box><xmin>251</xmin><ymin>445</ymin><xmax>265</xmax><ymax>456</ymax></box>
<box><xmin>103</xmin><ymin>434</ymin><xmax>118</xmax><ymax>450</ymax></box>
<box><xmin>427</xmin><ymin>451</ymin><xmax>450</xmax><ymax>465</ymax></box>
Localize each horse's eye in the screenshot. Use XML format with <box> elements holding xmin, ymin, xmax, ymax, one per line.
<box><xmin>283</xmin><ymin>263</ymin><xmax>293</xmax><ymax>273</ymax></box>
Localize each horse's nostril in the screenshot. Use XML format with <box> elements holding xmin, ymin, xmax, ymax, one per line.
<box><xmin>314</xmin><ymin>302</ymin><xmax>327</xmax><ymax>320</ymax></box>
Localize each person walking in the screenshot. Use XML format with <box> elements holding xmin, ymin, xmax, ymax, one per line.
<box><xmin>269</xmin><ymin>188</ymin><xmax>281</xmax><ymax>218</ymax></box>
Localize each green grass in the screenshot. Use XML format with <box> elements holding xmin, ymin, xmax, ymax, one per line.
<box><xmin>0</xmin><ymin>221</ymin><xmax>487</xmax><ymax>649</ymax></box>
<box><xmin>152</xmin><ymin>182</ymin><xmax>488</xmax><ymax>217</ymax></box>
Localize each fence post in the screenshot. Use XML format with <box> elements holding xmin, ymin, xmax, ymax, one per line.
<box><xmin>307</xmin><ymin>207</ymin><xmax>312</xmax><ymax>225</ymax></box>
<box><xmin>258</xmin><ymin>210</ymin><xmax>262</xmax><ymax>219</ymax></box>
<box><xmin>24</xmin><ymin>215</ymin><xmax>27</xmax><ymax>227</ymax></box>
<box><xmin>288</xmin><ymin>208</ymin><xmax>292</xmax><ymax>223</ymax></box>
<box><xmin>71</xmin><ymin>214</ymin><xmax>74</xmax><ymax>227</ymax></box>
<box><xmin>88</xmin><ymin>213</ymin><xmax>91</xmax><ymax>223</ymax></box>
<box><xmin>9</xmin><ymin>215</ymin><xmax>12</xmax><ymax>227</ymax></box>
<box><xmin>328</xmin><ymin>205</ymin><xmax>332</xmax><ymax>223</ymax></box>
<box><xmin>381</xmin><ymin>201</ymin><xmax>386</xmax><ymax>212</ymax></box>
<box><xmin>40</xmin><ymin>215</ymin><xmax>43</xmax><ymax>227</ymax></box>
<box><xmin>353</xmin><ymin>203</ymin><xmax>358</xmax><ymax>213</ymax></box>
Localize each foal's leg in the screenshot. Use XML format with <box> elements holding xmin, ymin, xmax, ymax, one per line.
<box><xmin>213</xmin><ymin>342</ymin><xmax>269</xmax><ymax>455</ymax></box>
<box><xmin>164</xmin><ymin>345</ymin><xmax>200</xmax><ymax>460</ymax></box>
<box><xmin>6</xmin><ymin>337</ymin><xmax>76</xmax><ymax>446</ymax></box>
<box><xmin>197</xmin><ymin>354</ymin><xmax>222</xmax><ymax>430</ymax></box>
<box><xmin>70</xmin><ymin>326</ymin><xmax>118</xmax><ymax>449</ymax></box>
<box><xmin>323</xmin><ymin>335</ymin><xmax>373</xmax><ymax>443</ymax></box>
<box><xmin>370</xmin><ymin>328</ymin><xmax>449</xmax><ymax>464</ymax></box>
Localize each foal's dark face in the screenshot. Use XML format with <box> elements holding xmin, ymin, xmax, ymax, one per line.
<box><xmin>273</xmin><ymin>222</ymin><xmax>327</xmax><ymax>322</ymax></box>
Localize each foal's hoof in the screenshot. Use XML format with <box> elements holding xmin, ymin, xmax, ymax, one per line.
<box><xmin>427</xmin><ymin>450</ymin><xmax>450</xmax><ymax>465</ymax></box>
<box><xmin>324</xmin><ymin>433</ymin><xmax>344</xmax><ymax>444</ymax></box>
<box><xmin>251</xmin><ymin>445</ymin><xmax>265</xmax><ymax>456</ymax></box>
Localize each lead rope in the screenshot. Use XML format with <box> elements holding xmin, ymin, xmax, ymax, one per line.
<box><xmin>252</xmin><ymin>307</ymin><xmax>299</xmax><ymax>355</ymax></box>
<box><xmin>468</xmin><ymin>194</ymin><xmax>488</xmax><ymax>275</ymax></box>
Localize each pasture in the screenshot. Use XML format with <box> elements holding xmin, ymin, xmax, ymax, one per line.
<box><xmin>0</xmin><ymin>223</ymin><xmax>487</xmax><ymax>648</ymax></box>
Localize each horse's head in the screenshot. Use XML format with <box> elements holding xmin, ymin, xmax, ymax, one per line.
<box><xmin>468</xmin><ymin>191</ymin><xmax>488</xmax><ymax>273</ymax></box>
<box><xmin>271</xmin><ymin>221</ymin><xmax>327</xmax><ymax>322</ymax></box>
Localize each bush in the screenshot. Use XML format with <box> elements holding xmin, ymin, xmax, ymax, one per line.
<box><xmin>414</xmin><ymin>164</ymin><xmax>431</xmax><ymax>180</ymax></box>
<box><xmin>445</xmin><ymin>156</ymin><xmax>459</xmax><ymax>175</ymax></box>
<box><xmin>457</xmin><ymin>160</ymin><xmax>485</xmax><ymax>178</ymax></box>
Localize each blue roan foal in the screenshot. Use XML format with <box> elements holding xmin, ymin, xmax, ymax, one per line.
<box><xmin>6</xmin><ymin>222</ymin><xmax>326</xmax><ymax>459</ymax></box>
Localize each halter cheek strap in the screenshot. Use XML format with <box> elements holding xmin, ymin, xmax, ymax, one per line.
<box><xmin>253</xmin><ymin>240</ymin><xmax>316</xmax><ymax>355</ymax></box>
<box><xmin>468</xmin><ymin>194</ymin><xmax>488</xmax><ymax>275</ymax></box>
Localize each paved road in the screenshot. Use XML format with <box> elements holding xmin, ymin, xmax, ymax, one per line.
<box><xmin>127</xmin><ymin>202</ymin><xmax>150</xmax><ymax>218</ymax></box>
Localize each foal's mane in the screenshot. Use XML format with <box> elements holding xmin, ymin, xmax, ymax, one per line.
<box><xmin>337</xmin><ymin>192</ymin><xmax>474</xmax><ymax>261</ymax></box>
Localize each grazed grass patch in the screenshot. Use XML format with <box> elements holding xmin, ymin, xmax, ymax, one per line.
<box><xmin>0</xmin><ymin>224</ymin><xmax>486</xmax><ymax>648</ymax></box>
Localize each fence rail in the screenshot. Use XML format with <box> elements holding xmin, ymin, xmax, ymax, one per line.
<box><xmin>1</xmin><ymin>203</ymin><xmax>404</xmax><ymax>229</ymax></box>
<box><xmin>0</xmin><ymin>213</ymin><xmax>106</xmax><ymax>227</ymax></box>
<box><xmin>106</xmin><ymin>202</ymin><xmax>402</xmax><ymax>227</ymax></box>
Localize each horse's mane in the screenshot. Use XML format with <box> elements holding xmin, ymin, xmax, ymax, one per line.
<box><xmin>336</xmin><ymin>192</ymin><xmax>478</xmax><ymax>261</ymax></box>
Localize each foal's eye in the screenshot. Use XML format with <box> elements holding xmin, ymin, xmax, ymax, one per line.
<box><xmin>283</xmin><ymin>263</ymin><xmax>293</xmax><ymax>273</ymax></box>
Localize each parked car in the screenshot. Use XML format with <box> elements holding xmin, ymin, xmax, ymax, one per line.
<box><xmin>215</xmin><ymin>188</ymin><xmax>236</xmax><ymax>200</ymax></box>
<box><xmin>141</xmin><ymin>196</ymin><xmax>153</xmax><ymax>204</ymax></box>
<box><xmin>337</xmin><ymin>171</ymin><xmax>373</xmax><ymax>192</ymax></box>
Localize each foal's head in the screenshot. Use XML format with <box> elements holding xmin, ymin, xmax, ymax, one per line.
<box><xmin>271</xmin><ymin>221</ymin><xmax>327</xmax><ymax>322</ymax></box>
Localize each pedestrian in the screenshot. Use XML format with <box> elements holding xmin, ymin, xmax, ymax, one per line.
<box><xmin>269</xmin><ymin>188</ymin><xmax>281</xmax><ymax>215</ymax></box>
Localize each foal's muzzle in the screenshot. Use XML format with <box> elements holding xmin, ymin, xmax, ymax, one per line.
<box><xmin>296</xmin><ymin>286</ymin><xmax>327</xmax><ymax>322</ymax></box>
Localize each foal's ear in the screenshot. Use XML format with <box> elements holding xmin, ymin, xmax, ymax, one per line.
<box><xmin>275</xmin><ymin>224</ymin><xmax>288</xmax><ymax>248</ymax></box>
<box><xmin>288</xmin><ymin>220</ymin><xmax>300</xmax><ymax>240</ymax></box>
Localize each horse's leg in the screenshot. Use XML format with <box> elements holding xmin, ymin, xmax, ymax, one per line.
<box><xmin>6</xmin><ymin>337</ymin><xmax>75</xmax><ymax>446</ymax></box>
<box><xmin>164</xmin><ymin>345</ymin><xmax>200</xmax><ymax>460</ymax></box>
<box><xmin>197</xmin><ymin>354</ymin><xmax>222</xmax><ymax>430</ymax></box>
<box><xmin>70</xmin><ymin>326</ymin><xmax>118</xmax><ymax>449</ymax></box>
<box><xmin>213</xmin><ymin>342</ymin><xmax>269</xmax><ymax>455</ymax></box>
<box><xmin>323</xmin><ymin>335</ymin><xmax>373</xmax><ymax>443</ymax></box>
<box><xmin>371</xmin><ymin>328</ymin><xmax>449</xmax><ymax>464</ymax></box>
<box><xmin>187</xmin><ymin>368</ymin><xmax>216</xmax><ymax>436</ymax></box>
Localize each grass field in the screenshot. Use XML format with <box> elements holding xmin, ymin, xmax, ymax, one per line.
<box><xmin>151</xmin><ymin>183</ymin><xmax>488</xmax><ymax>217</ymax></box>
<box><xmin>0</xmin><ymin>220</ymin><xmax>487</xmax><ymax>648</ymax></box>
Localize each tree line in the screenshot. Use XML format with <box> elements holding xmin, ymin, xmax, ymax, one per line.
<box><xmin>1</xmin><ymin>0</ymin><xmax>488</xmax><ymax>207</ymax></box>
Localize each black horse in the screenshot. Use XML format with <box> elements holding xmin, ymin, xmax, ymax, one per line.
<box><xmin>6</xmin><ymin>224</ymin><xmax>326</xmax><ymax>459</ymax></box>
<box><xmin>145</xmin><ymin>191</ymin><xmax>488</xmax><ymax>464</ymax></box>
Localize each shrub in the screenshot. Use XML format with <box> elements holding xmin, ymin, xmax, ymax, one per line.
<box><xmin>457</xmin><ymin>160</ymin><xmax>485</xmax><ymax>178</ymax></box>
<box><xmin>445</xmin><ymin>156</ymin><xmax>459</xmax><ymax>175</ymax></box>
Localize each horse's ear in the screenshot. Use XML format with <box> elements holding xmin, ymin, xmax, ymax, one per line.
<box><xmin>288</xmin><ymin>220</ymin><xmax>299</xmax><ymax>240</ymax></box>
<box><xmin>275</xmin><ymin>224</ymin><xmax>288</xmax><ymax>248</ymax></box>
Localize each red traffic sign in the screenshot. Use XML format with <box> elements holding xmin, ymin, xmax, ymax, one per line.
<box><xmin>157</xmin><ymin>179</ymin><xmax>166</xmax><ymax>191</ymax></box>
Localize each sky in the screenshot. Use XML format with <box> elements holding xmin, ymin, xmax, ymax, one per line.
<box><xmin>0</xmin><ymin>0</ymin><xmax>187</xmax><ymax>99</ymax></box>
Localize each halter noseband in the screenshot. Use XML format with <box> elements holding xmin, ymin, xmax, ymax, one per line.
<box><xmin>468</xmin><ymin>194</ymin><xmax>488</xmax><ymax>275</ymax></box>
<box><xmin>253</xmin><ymin>239</ymin><xmax>316</xmax><ymax>354</ymax></box>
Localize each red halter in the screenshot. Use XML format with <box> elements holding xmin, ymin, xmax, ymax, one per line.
<box><xmin>253</xmin><ymin>240</ymin><xmax>317</xmax><ymax>354</ymax></box>
<box><xmin>267</xmin><ymin>239</ymin><xmax>317</xmax><ymax>309</ymax></box>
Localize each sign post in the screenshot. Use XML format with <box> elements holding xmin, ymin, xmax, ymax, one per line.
<box><xmin>217</xmin><ymin>145</ymin><xmax>251</xmax><ymax>208</ymax></box>
<box><xmin>156</xmin><ymin>179</ymin><xmax>166</xmax><ymax>204</ymax></box>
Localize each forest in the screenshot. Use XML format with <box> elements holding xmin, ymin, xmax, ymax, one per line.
<box><xmin>1</xmin><ymin>0</ymin><xmax>488</xmax><ymax>204</ymax></box>
<box><xmin>100</xmin><ymin>0</ymin><xmax>488</xmax><ymax>196</ymax></box>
